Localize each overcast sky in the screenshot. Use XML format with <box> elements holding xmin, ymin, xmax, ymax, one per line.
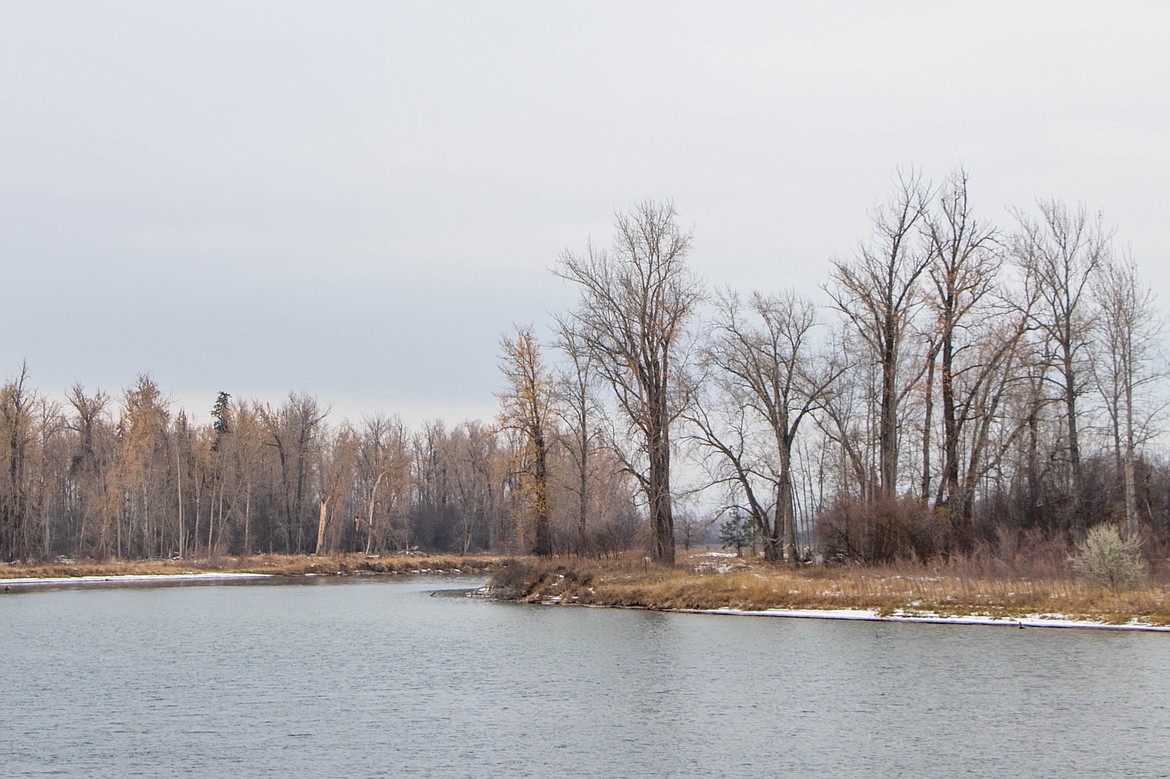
<box><xmin>2</xmin><ymin>1</ymin><xmax>1168</xmax><ymax>428</ymax></box>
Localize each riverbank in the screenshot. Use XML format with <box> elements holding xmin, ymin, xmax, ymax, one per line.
<box><xmin>488</xmin><ymin>552</ymin><xmax>1170</xmax><ymax>631</ymax></box>
<box><xmin>7</xmin><ymin>551</ymin><xmax>1170</xmax><ymax>631</ymax></box>
<box><xmin>0</xmin><ymin>553</ymin><xmax>506</xmax><ymax>587</ymax></box>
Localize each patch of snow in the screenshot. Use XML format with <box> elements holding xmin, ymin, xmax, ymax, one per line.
<box><xmin>0</xmin><ymin>572</ymin><xmax>271</xmax><ymax>588</ymax></box>
<box><xmin>694</xmin><ymin>606</ymin><xmax>1170</xmax><ymax>632</ymax></box>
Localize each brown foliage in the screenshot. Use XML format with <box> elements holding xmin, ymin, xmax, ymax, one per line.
<box><xmin>816</xmin><ymin>495</ymin><xmax>949</xmax><ymax>563</ymax></box>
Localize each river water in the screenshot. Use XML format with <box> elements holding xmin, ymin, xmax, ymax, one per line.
<box><xmin>2</xmin><ymin>577</ymin><xmax>1168</xmax><ymax>778</ymax></box>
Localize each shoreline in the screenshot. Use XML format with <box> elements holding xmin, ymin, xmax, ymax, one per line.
<box><xmin>5</xmin><ymin>553</ymin><xmax>1168</xmax><ymax>634</ymax></box>
<box><xmin>0</xmin><ymin>568</ymin><xmax>492</xmax><ymax>592</ymax></box>
<box><xmin>0</xmin><ymin>572</ymin><xmax>273</xmax><ymax>588</ymax></box>
<box><xmin>514</xmin><ymin>595</ymin><xmax>1170</xmax><ymax>633</ymax></box>
<box><xmin>0</xmin><ymin>553</ymin><xmax>505</xmax><ymax>584</ymax></box>
<box><xmin>3</xmin><ymin>569</ymin><xmax>1168</xmax><ymax>632</ymax></box>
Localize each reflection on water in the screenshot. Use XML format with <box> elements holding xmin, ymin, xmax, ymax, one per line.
<box><xmin>2</xmin><ymin>578</ymin><xmax>1168</xmax><ymax>778</ymax></box>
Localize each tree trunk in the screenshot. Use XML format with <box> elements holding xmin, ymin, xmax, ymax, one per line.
<box><xmin>315</xmin><ymin>497</ymin><xmax>329</xmax><ymax>556</ymax></box>
<box><xmin>921</xmin><ymin>347</ymin><xmax>936</xmax><ymax>503</ymax></box>
<box><xmin>648</xmin><ymin>420</ymin><xmax>675</xmax><ymax>564</ymax></box>
<box><xmin>577</xmin><ymin>440</ymin><xmax>589</xmax><ymax>553</ymax></box>
<box><xmin>532</xmin><ymin>434</ymin><xmax>551</xmax><ymax>556</ymax></box>
<box><xmin>880</xmin><ymin>323</ymin><xmax>899</xmax><ymax>496</ymax></box>
<box><xmin>1063</xmin><ymin>353</ymin><xmax>1084</xmax><ymax>527</ymax></box>
<box><xmin>1124</xmin><ymin>382</ymin><xmax>1138</xmax><ymax>533</ymax></box>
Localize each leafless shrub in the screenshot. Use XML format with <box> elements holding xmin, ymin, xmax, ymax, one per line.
<box><xmin>816</xmin><ymin>495</ymin><xmax>949</xmax><ymax>564</ymax></box>
<box><xmin>1071</xmin><ymin>524</ymin><xmax>1146</xmax><ymax>590</ymax></box>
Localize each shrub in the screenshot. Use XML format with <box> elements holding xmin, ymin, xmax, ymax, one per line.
<box><xmin>486</xmin><ymin>560</ymin><xmax>539</xmax><ymax>599</ymax></box>
<box><xmin>816</xmin><ymin>495</ymin><xmax>948</xmax><ymax>564</ymax></box>
<box><xmin>1071</xmin><ymin>524</ymin><xmax>1146</xmax><ymax>590</ymax></box>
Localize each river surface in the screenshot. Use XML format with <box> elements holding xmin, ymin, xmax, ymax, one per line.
<box><xmin>2</xmin><ymin>576</ymin><xmax>1168</xmax><ymax>778</ymax></box>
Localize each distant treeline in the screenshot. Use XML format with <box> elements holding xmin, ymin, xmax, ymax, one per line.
<box><xmin>4</xmin><ymin>167</ymin><xmax>1169</xmax><ymax>563</ymax></box>
<box><xmin>0</xmin><ymin>378</ymin><xmax>641</xmax><ymax>561</ymax></box>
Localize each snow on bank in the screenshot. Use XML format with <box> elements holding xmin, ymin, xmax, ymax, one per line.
<box><xmin>0</xmin><ymin>572</ymin><xmax>272</xmax><ymax>588</ymax></box>
<box><xmin>692</xmin><ymin>606</ymin><xmax>1170</xmax><ymax>633</ymax></box>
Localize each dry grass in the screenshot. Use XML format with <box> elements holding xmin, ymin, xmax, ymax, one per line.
<box><xmin>491</xmin><ymin>551</ymin><xmax>1170</xmax><ymax>626</ymax></box>
<box><xmin>0</xmin><ymin>553</ymin><xmax>507</xmax><ymax>580</ymax></box>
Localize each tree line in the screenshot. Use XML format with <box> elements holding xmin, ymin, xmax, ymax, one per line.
<box><xmin>3</xmin><ymin>167</ymin><xmax>1167</xmax><ymax>564</ymax></box>
<box><xmin>511</xmin><ymin>167</ymin><xmax>1168</xmax><ymax>565</ymax></box>
<box><xmin>0</xmin><ymin>373</ymin><xmax>640</xmax><ymax>561</ymax></box>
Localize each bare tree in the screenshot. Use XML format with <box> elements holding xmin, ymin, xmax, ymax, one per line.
<box><xmin>411</xmin><ymin>420</ymin><xmax>453</xmax><ymax>551</ymax></box>
<box><xmin>815</xmin><ymin>322</ymin><xmax>879</xmax><ymax>500</ymax></box>
<box><xmin>1093</xmin><ymin>253</ymin><xmax>1164</xmax><ymax>531</ymax></box>
<box><xmin>918</xmin><ymin>168</ymin><xmax>1036</xmax><ymax>545</ymax></box>
<box><xmin>556</xmin><ymin>200</ymin><xmax>703</xmax><ymax>564</ymax></box>
<box><xmin>826</xmin><ymin>169</ymin><xmax>931</xmax><ymax>496</ymax></box>
<box><xmin>674</xmin><ymin>506</ymin><xmax>713</xmax><ymax>551</ymax></box>
<box><xmin>941</xmin><ymin>309</ymin><xmax>1034</xmax><ymax>538</ymax></box>
<box><xmin>258</xmin><ymin>393</ymin><xmax>328</xmax><ymax>552</ymax></box>
<box><xmin>315</xmin><ymin>423</ymin><xmax>358</xmax><ymax>556</ymax></box>
<box><xmin>0</xmin><ymin>363</ymin><xmax>36</xmax><ymax>559</ymax></box>
<box><xmin>1011</xmin><ymin>200</ymin><xmax>1109</xmax><ymax>528</ymax></box>
<box><xmin>447</xmin><ymin>421</ymin><xmax>501</xmax><ymax>554</ymax></box>
<box><xmin>115</xmin><ymin>375</ymin><xmax>172</xmax><ymax>558</ymax></box>
<box><xmin>691</xmin><ymin>289</ymin><xmax>842</xmax><ymax>562</ymax></box>
<box><xmin>66</xmin><ymin>385</ymin><xmax>114</xmax><ymax>556</ymax></box>
<box><xmin>357</xmin><ymin>414</ymin><xmax>410</xmax><ymax>554</ymax></box>
<box><xmin>497</xmin><ymin>325</ymin><xmax>555</xmax><ymax>555</ymax></box>
<box><xmin>223</xmin><ymin>399</ymin><xmax>265</xmax><ymax>555</ymax></box>
<box><xmin>552</xmin><ymin>320</ymin><xmax>604</xmax><ymax>553</ymax></box>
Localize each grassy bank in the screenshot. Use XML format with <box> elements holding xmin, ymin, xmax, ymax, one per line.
<box><xmin>489</xmin><ymin>551</ymin><xmax>1170</xmax><ymax>627</ymax></box>
<box><xmin>0</xmin><ymin>553</ymin><xmax>506</xmax><ymax>581</ymax></box>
